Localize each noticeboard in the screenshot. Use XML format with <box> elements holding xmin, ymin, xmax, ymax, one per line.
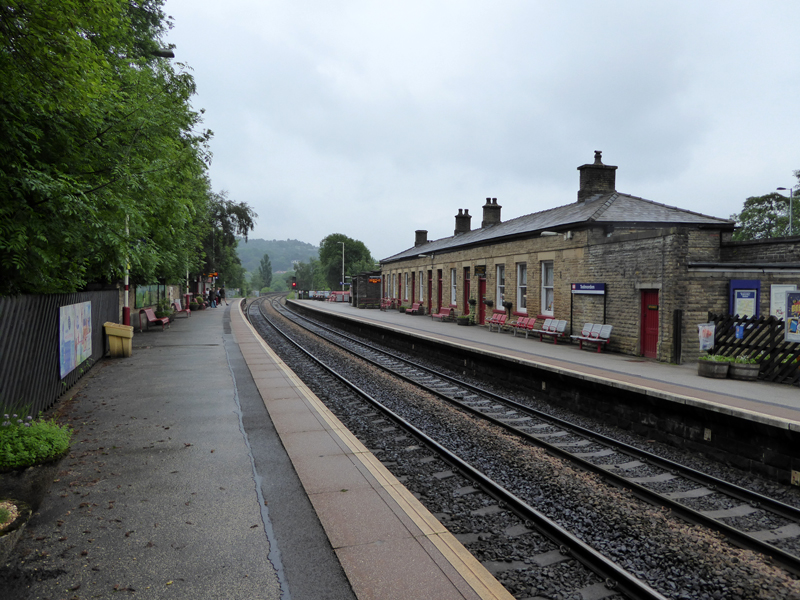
<box><xmin>474</xmin><ymin>265</ymin><xmax>486</xmax><ymax>277</ymax></box>
<box><xmin>786</xmin><ymin>292</ymin><xmax>800</xmax><ymax>343</ymax></box>
<box><xmin>771</xmin><ymin>284</ymin><xmax>797</xmax><ymax>320</ymax></box>
<box><xmin>733</xmin><ymin>289</ymin><xmax>757</xmax><ymax>318</ymax></box>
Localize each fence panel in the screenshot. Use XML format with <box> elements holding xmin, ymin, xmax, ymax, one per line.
<box><xmin>707</xmin><ymin>313</ymin><xmax>800</xmax><ymax>385</ymax></box>
<box><xmin>0</xmin><ymin>291</ymin><xmax>119</xmax><ymax>415</ymax></box>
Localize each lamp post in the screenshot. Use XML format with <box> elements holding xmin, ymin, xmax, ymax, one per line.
<box><xmin>339</xmin><ymin>242</ymin><xmax>345</xmax><ymax>291</ymax></box>
<box><xmin>777</xmin><ymin>187</ymin><xmax>796</xmax><ymax>236</ymax></box>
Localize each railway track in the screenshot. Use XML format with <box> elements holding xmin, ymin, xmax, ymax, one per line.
<box><xmin>247</xmin><ymin>295</ymin><xmax>800</xmax><ymax>599</ymax></box>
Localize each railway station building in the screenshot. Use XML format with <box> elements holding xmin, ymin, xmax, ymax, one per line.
<box><xmin>379</xmin><ymin>152</ymin><xmax>800</xmax><ymax>363</ymax></box>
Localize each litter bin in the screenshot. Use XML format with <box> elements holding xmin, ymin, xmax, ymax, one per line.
<box><xmin>104</xmin><ymin>322</ymin><xmax>134</xmax><ymax>357</ymax></box>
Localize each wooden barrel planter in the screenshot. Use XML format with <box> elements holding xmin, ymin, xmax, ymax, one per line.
<box><xmin>697</xmin><ymin>360</ymin><xmax>729</xmax><ymax>379</ymax></box>
<box><xmin>729</xmin><ymin>362</ymin><xmax>760</xmax><ymax>381</ymax></box>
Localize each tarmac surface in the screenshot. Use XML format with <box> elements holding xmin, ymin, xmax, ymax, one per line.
<box><xmin>1</xmin><ymin>300</ymin><xmax>353</xmax><ymax>600</ymax></box>
<box><xmin>2</xmin><ymin>299</ymin><xmax>513</xmax><ymax>600</ymax></box>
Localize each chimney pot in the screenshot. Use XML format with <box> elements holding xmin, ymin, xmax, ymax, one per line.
<box><xmin>414</xmin><ymin>230</ymin><xmax>428</xmax><ymax>246</ymax></box>
<box><xmin>454</xmin><ymin>208</ymin><xmax>472</xmax><ymax>235</ymax></box>
<box><xmin>482</xmin><ymin>197</ymin><xmax>502</xmax><ymax>228</ymax></box>
<box><xmin>577</xmin><ymin>150</ymin><xmax>617</xmax><ymax>203</ymax></box>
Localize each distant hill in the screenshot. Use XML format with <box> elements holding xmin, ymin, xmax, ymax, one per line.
<box><xmin>237</xmin><ymin>238</ymin><xmax>319</xmax><ymax>273</ymax></box>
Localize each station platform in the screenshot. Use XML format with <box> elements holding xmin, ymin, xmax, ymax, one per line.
<box><xmin>2</xmin><ymin>300</ymin><xmax>512</xmax><ymax>600</ymax></box>
<box><xmin>289</xmin><ymin>298</ymin><xmax>800</xmax><ymax>431</ymax></box>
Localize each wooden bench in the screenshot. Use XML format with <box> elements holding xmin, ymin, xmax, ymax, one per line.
<box><xmin>405</xmin><ymin>302</ymin><xmax>423</xmax><ymax>315</ymax></box>
<box><xmin>431</xmin><ymin>307</ymin><xmax>455</xmax><ymax>322</ymax></box>
<box><xmin>510</xmin><ymin>316</ymin><xmax>538</xmax><ymax>338</ymax></box>
<box><xmin>538</xmin><ymin>319</ymin><xmax>568</xmax><ymax>343</ymax></box>
<box><xmin>172</xmin><ymin>299</ymin><xmax>191</xmax><ymax>318</ymax></box>
<box><xmin>487</xmin><ymin>313</ymin><xmax>507</xmax><ymax>332</ymax></box>
<box><xmin>576</xmin><ymin>324</ymin><xmax>613</xmax><ymax>352</ymax></box>
<box><xmin>139</xmin><ymin>308</ymin><xmax>170</xmax><ymax>332</ymax></box>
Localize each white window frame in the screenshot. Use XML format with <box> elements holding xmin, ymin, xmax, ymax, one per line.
<box><xmin>404</xmin><ymin>273</ymin><xmax>409</xmax><ymax>300</ymax></box>
<box><xmin>496</xmin><ymin>264</ymin><xmax>505</xmax><ymax>307</ymax></box>
<box><xmin>516</xmin><ymin>263</ymin><xmax>527</xmax><ymax>310</ymax></box>
<box><xmin>541</xmin><ymin>261</ymin><xmax>554</xmax><ymax>315</ymax></box>
<box><xmin>450</xmin><ymin>268</ymin><xmax>457</xmax><ymax>304</ymax></box>
<box><xmin>419</xmin><ymin>271</ymin><xmax>424</xmax><ymax>301</ymax></box>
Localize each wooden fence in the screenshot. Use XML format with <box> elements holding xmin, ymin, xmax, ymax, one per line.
<box><xmin>707</xmin><ymin>313</ymin><xmax>800</xmax><ymax>385</ymax></box>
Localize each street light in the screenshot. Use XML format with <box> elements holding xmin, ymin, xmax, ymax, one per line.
<box><xmin>339</xmin><ymin>242</ymin><xmax>345</xmax><ymax>291</ymax></box>
<box><xmin>777</xmin><ymin>187</ymin><xmax>796</xmax><ymax>236</ymax></box>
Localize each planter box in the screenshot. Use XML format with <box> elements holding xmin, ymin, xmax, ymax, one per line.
<box><xmin>729</xmin><ymin>362</ymin><xmax>760</xmax><ymax>381</ymax></box>
<box><xmin>0</xmin><ymin>500</ymin><xmax>32</xmax><ymax>565</ymax></box>
<box><xmin>697</xmin><ymin>360</ymin><xmax>729</xmax><ymax>379</ymax></box>
<box><xmin>0</xmin><ymin>453</ymin><xmax>67</xmax><ymax>512</ymax></box>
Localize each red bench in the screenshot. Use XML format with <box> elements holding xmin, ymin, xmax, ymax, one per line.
<box><xmin>487</xmin><ymin>313</ymin><xmax>507</xmax><ymax>332</ymax></box>
<box><xmin>405</xmin><ymin>302</ymin><xmax>423</xmax><ymax>315</ymax></box>
<box><xmin>139</xmin><ymin>308</ymin><xmax>170</xmax><ymax>332</ymax></box>
<box><xmin>172</xmin><ymin>299</ymin><xmax>191</xmax><ymax>318</ymax></box>
<box><xmin>431</xmin><ymin>307</ymin><xmax>455</xmax><ymax>322</ymax></box>
<box><xmin>510</xmin><ymin>316</ymin><xmax>538</xmax><ymax>338</ymax></box>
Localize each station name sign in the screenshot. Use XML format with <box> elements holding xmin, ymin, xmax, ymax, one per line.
<box><xmin>571</xmin><ymin>283</ymin><xmax>606</xmax><ymax>295</ymax></box>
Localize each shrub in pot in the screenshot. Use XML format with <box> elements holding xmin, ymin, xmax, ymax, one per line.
<box><xmin>697</xmin><ymin>354</ymin><xmax>731</xmax><ymax>379</ymax></box>
<box><xmin>729</xmin><ymin>355</ymin><xmax>760</xmax><ymax>381</ymax></box>
<box><xmin>0</xmin><ymin>499</ymin><xmax>32</xmax><ymax>564</ymax></box>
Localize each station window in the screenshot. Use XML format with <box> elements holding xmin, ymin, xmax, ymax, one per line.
<box><xmin>450</xmin><ymin>268</ymin><xmax>457</xmax><ymax>304</ymax></box>
<box><xmin>419</xmin><ymin>271</ymin><xmax>424</xmax><ymax>301</ymax></box>
<box><xmin>496</xmin><ymin>265</ymin><xmax>505</xmax><ymax>307</ymax></box>
<box><xmin>404</xmin><ymin>273</ymin><xmax>409</xmax><ymax>300</ymax></box>
<box><xmin>541</xmin><ymin>261</ymin><xmax>554</xmax><ymax>315</ymax></box>
<box><xmin>516</xmin><ymin>263</ymin><xmax>527</xmax><ymax>310</ymax></box>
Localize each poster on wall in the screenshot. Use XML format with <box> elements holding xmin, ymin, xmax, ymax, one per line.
<box><xmin>733</xmin><ymin>290</ymin><xmax>757</xmax><ymax>318</ymax></box>
<box><xmin>771</xmin><ymin>284</ymin><xmax>798</xmax><ymax>320</ymax></box>
<box><xmin>59</xmin><ymin>301</ymin><xmax>92</xmax><ymax>379</ymax></box>
<box><xmin>786</xmin><ymin>292</ymin><xmax>800</xmax><ymax>343</ymax></box>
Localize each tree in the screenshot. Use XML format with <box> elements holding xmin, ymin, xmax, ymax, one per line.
<box><xmin>731</xmin><ymin>171</ymin><xmax>800</xmax><ymax>241</ymax></box>
<box><xmin>0</xmin><ymin>0</ymin><xmax>221</xmax><ymax>294</ymax></box>
<box><xmin>259</xmin><ymin>254</ymin><xmax>273</xmax><ymax>288</ymax></box>
<box><xmin>318</xmin><ymin>234</ymin><xmax>375</xmax><ymax>290</ymax></box>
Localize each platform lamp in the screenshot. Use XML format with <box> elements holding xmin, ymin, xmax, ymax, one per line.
<box><xmin>122</xmin><ymin>48</ymin><xmax>175</xmax><ymax>326</ymax></box>
<box><xmin>777</xmin><ymin>186</ymin><xmax>796</xmax><ymax>236</ymax></box>
<box><xmin>339</xmin><ymin>242</ymin><xmax>345</xmax><ymax>291</ymax></box>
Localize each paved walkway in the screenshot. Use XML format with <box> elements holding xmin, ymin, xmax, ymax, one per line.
<box><xmin>2</xmin><ymin>300</ymin><xmax>512</xmax><ymax>600</ymax></box>
<box><xmin>290</xmin><ymin>299</ymin><xmax>800</xmax><ymax>429</ymax></box>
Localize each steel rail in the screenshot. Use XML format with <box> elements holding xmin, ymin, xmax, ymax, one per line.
<box><xmin>276</xmin><ymin>298</ymin><xmax>800</xmax><ymax>575</ymax></box>
<box><xmin>254</xmin><ymin>298</ymin><xmax>669</xmax><ymax>600</ymax></box>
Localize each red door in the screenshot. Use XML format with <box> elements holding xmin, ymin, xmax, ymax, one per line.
<box><xmin>478</xmin><ymin>278</ymin><xmax>487</xmax><ymax>324</ymax></box>
<box><xmin>640</xmin><ymin>290</ymin><xmax>659</xmax><ymax>358</ymax></box>
<box><xmin>436</xmin><ymin>270</ymin><xmax>443</xmax><ymax>312</ymax></box>
<box><xmin>411</xmin><ymin>272</ymin><xmax>415</xmax><ymax>305</ymax></box>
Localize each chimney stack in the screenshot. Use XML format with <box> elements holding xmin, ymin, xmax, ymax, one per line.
<box><xmin>481</xmin><ymin>197</ymin><xmax>502</xmax><ymax>228</ymax></box>
<box><xmin>577</xmin><ymin>150</ymin><xmax>617</xmax><ymax>202</ymax></box>
<box><xmin>414</xmin><ymin>230</ymin><xmax>428</xmax><ymax>247</ymax></box>
<box><xmin>454</xmin><ymin>209</ymin><xmax>472</xmax><ymax>235</ymax></box>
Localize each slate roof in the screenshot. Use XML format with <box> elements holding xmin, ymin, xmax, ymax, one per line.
<box><xmin>381</xmin><ymin>192</ymin><xmax>734</xmax><ymax>263</ymax></box>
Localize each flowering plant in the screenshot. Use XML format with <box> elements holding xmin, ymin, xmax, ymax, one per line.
<box><xmin>0</xmin><ymin>412</ymin><xmax>72</xmax><ymax>471</ymax></box>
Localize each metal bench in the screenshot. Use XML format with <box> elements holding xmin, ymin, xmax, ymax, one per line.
<box><xmin>139</xmin><ymin>308</ymin><xmax>170</xmax><ymax>332</ymax></box>
<box><xmin>431</xmin><ymin>307</ymin><xmax>455</xmax><ymax>322</ymax></box>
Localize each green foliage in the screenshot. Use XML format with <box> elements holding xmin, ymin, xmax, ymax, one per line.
<box><xmin>318</xmin><ymin>234</ymin><xmax>376</xmax><ymax>290</ymax></box>
<box><xmin>0</xmin><ymin>0</ymin><xmax>258</xmax><ymax>295</ymax></box>
<box><xmin>733</xmin><ymin>355</ymin><xmax>759</xmax><ymax>364</ymax></box>
<box><xmin>698</xmin><ymin>354</ymin><xmax>733</xmax><ymax>362</ymax></box>
<box><xmin>731</xmin><ymin>174</ymin><xmax>799</xmax><ymax>241</ymax></box>
<box><xmin>237</xmin><ymin>239</ymin><xmax>319</xmax><ymax>273</ymax></box>
<box><xmin>0</xmin><ymin>504</ymin><xmax>10</xmax><ymax>526</ymax></box>
<box><xmin>259</xmin><ymin>254</ymin><xmax>273</xmax><ymax>287</ymax></box>
<box><xmin>0</xmin><ymin>413</ymin><xmax>72</xmax><ymax>470</ymax></box>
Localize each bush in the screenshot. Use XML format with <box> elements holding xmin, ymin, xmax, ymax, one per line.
<box><xmin>0</xmin><ymin>414</ymin><xmax>72</xmax><ymax>471</ymax></box>
<box><xmin>698</xmin><ymin>354</ymin><xmax>733</xmax><ymax>362</ymax></box>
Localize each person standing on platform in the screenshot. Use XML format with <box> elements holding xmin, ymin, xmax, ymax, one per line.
<box><xmin>219</xmin><ymin>286</ymin><xmax>228</xmax><ymax>306</ymax></box>
<box><xmin>208</xmin><ymin>288</ymin><xmax>216</xmax><ymax>308</ymax></box>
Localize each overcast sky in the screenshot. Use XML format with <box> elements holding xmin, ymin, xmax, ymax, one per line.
<box><xmin>163</xmin><ymin>1</ymin><xmax>800</xmax><ymax>262</ymax></box>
